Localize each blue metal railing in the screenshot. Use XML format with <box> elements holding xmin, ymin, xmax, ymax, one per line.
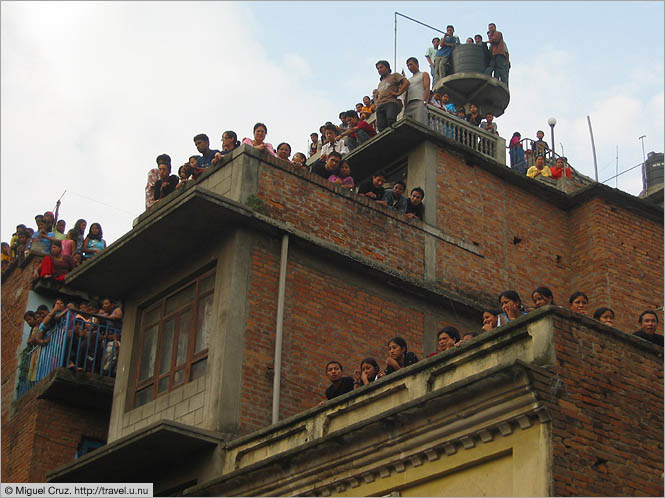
<box><xmin>16</xmin><ymin>310</ymin><xmax>122</xmax><ymax>398</ymax></box>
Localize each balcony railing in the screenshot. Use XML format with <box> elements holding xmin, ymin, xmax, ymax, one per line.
<box><xmin>16</xmin><ymin>310</ymin><xmax>121</xmax><ymax>398</ymax></box>
<box><xmin>426</xmin><ymin>105</ymin><xmax>505</xmax><ymax>163</ymax></box>
<box><xmin>307</xmin><ymin>107</ymin><xmax>505</xmax><ymax>167</ymax></box>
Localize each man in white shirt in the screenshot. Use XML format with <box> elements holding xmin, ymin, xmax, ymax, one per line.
<box><xmin>404</xmin><ymin>57</ymin><xmax>430</xmax><ymax>125</ymax></box>
<box><xmin>425</xmin><ymin>37</ymin><xmax>440</xmax><ymax>84</ymax></box>
<box><xmin>319</xmin><ymin>124</ymin><xmax>348</xmax><ymax>162</ymax></box>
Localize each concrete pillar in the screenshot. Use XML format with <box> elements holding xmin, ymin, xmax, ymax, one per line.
<box><xmin>407</xmin><ymin>141</ymin><xmax>440</xmax><ymax>283</ymax></box>
<box><xmin>407</xmin><ymin>140</ymin><xmax>439</xmax><ymax>227</ymax></box>
<box><xmin>209</xmin><ymin>229</ymin><xmax>254</xmax><ymax>434</ymax></box>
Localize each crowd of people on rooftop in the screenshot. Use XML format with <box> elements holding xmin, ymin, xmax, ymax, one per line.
<box><xmin>322</xmin><ymin>287</ymin><xmax>663</xmax><ymax>402</ymax></box>
<box><xmin>3</xmin><ymin>212</ymin><xmax>107</xmax><ymax>279</ymax></box>
<box><xmin>144</xmin><ymin>123</ymin><xmax>425</xmax><ymax>219</ymax></box>
<box><xmin>138</xmin><ymin>21</ymin><xmax>576</xmax><ymax>221</ymax></box>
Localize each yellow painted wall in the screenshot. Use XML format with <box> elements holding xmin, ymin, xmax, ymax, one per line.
<box><xmin>338</xmin><ymin>423</ymin><xmax>550</xmax><ymax>497</ymax></box>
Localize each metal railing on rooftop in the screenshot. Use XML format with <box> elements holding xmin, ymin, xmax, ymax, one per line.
<box><xmin>307</xmin><ymin>107</ymin><xmax>506</xmax><ymax>166</ymax></box>
<box><xmin>426</xmin><ymin>105</ymin><xmax>505</xmax><ymax>163</ymax></box>
<box><xmin>16</xmin><ymin>310</ymin><xmax>121</xmax><ymax>398</ymax></box>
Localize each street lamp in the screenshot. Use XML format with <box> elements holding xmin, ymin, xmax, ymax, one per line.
<box><xmin>547</xmin><ymin>117</ymin><xmax>557</xmax><ymax>156</ymax></box>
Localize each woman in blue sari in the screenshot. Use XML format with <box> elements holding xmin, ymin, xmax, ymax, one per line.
<box><xmin>509</xmin><ymin>132</ymin><xmax>527</xmax><ymax>175</ymax></box>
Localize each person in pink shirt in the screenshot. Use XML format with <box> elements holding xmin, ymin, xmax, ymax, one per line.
<box><xmin>61</xmin><ymin>229</ymin><xmax>78</xmax><ymax>257</ymax></box>
<box><xmin>242</xmin><ymin>122</ymin><xmax>276</xmax><ymax>156</ymax></box>
<box><xmin>328</xmin><ymin>161</ymin><xmax>354</xmax><ymax>189</ymax></box>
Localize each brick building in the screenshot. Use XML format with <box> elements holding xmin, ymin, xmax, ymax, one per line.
<box><xmin>2</xmin><ymin>109</ymin><xmax>663</xmax><ymax>495</ymax></box>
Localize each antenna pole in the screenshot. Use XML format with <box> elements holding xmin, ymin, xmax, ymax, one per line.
<box><xmin>393</xmin><ymin>12</ymin><xmax>446</xmax><ymax>75</ymax></box>
<box><xmin>53</xmin><ymin>190</ymin><xmax>66</xmax><ymax>223</ymax></box>
<box><xmin>638</xmin><ymin>135</ymin><xmax>646</xmax><ymax>187</ymax></box>
<box><xmin>394</xmin><ymin>12</ymin><xmax>397</xmax><ymax>72</ymax></box>
<box><xmin>615</xmin><ymin>145</ymin><xmax>618</xmax><ymax>188</ymax></box>
<box><xmin>587</xmin><ymin>115</ymin><xmax>599</xmax><ymax>182</ymax></box>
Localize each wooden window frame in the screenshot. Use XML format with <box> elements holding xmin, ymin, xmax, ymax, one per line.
<box><xmin>132</xmin><ymin>269</ymin><xmax>214</xmax><ymax>409</ymax></box>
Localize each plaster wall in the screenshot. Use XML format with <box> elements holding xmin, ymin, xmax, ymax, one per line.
<box><xmin>108</xmin><ymin>229</ymin><xmax>253</xmax><ymax>441</ymax></box>
<box><xmin>339</xmin><ymin>424</ymin><xmax>549</xmax><ymax>497</ymax></box>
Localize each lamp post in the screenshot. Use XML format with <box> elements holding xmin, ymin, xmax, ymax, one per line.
<box><xmin>547</xmin><ymin>117</ymin><xmax>557</xmax><ymax>156</ymax></box>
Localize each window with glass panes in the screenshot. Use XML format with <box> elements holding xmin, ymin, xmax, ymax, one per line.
<box><xmin>133</xmin><ymin>270</ymin><xmax>215</xmax><ymax>408</ymax></box>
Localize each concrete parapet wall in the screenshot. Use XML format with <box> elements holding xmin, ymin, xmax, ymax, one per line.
<box><xmin>187</xmin><ymin>306</ymin><xmax>662</xmax><ymax>497</ymax></box>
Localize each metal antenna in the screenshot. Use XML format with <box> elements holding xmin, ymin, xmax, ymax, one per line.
<box><xmin>394</xmin><ymin>12</ymin><xmax>446</xmax><ymax>75</ymax></box>
<box><xmin>53</xmin><ymin>190</ymin><xmax>67</xmax><ymax>222</ymax></box>
<box><xmin>638</xmin><ymin>135</ymin><xmax>647</xmax><ymax>162</ymax></box>
<box><xmin>587</xmin><ymin>116</ymin><xmax>599</xmax><ymax>181</ymax></box>
<box><xmin>615</xmin><ymin>146</ymin><xmax>618</xmax><ymax>188</ymax></box>
<box><xmin>638</xmin><ymin>135</ymin><xmax>646</xmax><ymax>187</ymax></box>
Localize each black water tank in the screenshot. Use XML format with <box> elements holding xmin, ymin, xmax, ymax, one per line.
<box><xmin>451</xmin><ymin>44</ymin><xmax>488</xmax><ymax>74</ymax></box>
<box><xmin>644</xmin><ymin>151</ymin><xmax>664</xmax><ymax>191</ymax></box>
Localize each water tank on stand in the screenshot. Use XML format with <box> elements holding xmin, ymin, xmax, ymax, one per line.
<box><xmin>642</xmin><ymin>151</ymin><xmax>664</xmax><ymax>195</ymax></box>
<box><xmin>451</xmin><ymin>44</ymin><xmax>488</xmax><ymax>73</ymax></box>
<box><xmin>433</xmin><ymin>43</ymin><xmax>510</xmax><ymax>118</ymax></box>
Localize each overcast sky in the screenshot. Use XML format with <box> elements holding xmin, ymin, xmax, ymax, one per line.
<box><xmin>2</xmin><ymin>1</ymin><xmax>663</xmax><ymax>245</ymax></box>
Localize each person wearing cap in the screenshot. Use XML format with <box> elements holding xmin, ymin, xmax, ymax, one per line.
<box><xmin>43</xmin><ymin>211</ymin><xmax>55</xmax><ymax>232</ymax></box>
<box><xmin>374</xmin><ymin>60</ymin><xmax>409</xmax><ymax>132</ymax></box>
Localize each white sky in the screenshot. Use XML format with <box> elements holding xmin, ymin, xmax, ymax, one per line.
<box><xmin>2</xmin><ymin>1</ymin><xmax>663</xmax><ymax>245</ymax></box>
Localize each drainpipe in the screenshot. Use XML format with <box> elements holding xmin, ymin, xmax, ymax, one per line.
<box><xmin>272</xmin><ymin>233</ymin><xmax>289</xmax><ymax>424</ymax></box>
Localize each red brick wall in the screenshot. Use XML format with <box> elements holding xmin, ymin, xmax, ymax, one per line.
<box><xmin>256</xmin><ymin>162</ymin><xmax>425</xmax><ymax>279</ymax></box>
<box><xmin>254</xmin><ymin>150</ymin><xmax>662</xmax><ymax>336</ymax></box>
<box><xmin>547</xmin><ymin>314</ymin><xmax>664</xmax><ymax>496</ymax></box>
<box><xmin>435</xmin><ymin>148</ymin><xmax>573</xmax><ymax>307</ymax></box>
<box><xmin>238</xmin><ymin>236</ymin><xmax>472</xmax><ymax>434</ymax></box>
<box><xmin>239</xmin><ymin>241</ymin><xmax>280</xmax><ymax>432</ymax></box>
<box><xmin>434</xmin><ymin>148</ymin><xmax>663</xmax><ymax>333</ymax></box>
<box><xmin>2</xmin><ymin>258</ymin><xmax>110</xmax><ymax>483</ymax></box>
<box><xmin>2</xmin><ymin>385</ymin><xmax>109</xmax><ymax>482</ymax></box>
<box><xmin>1</xmin><ymin>259</ymin><xmax>36</xmax><ymax>482</ymax></box>
<box><xmin>570</xmin><ymin>198</ymin><xmax>664</xmax><ymax>333</ymax></box>
<box><xmin>1</xmin><ymin>257</ymin><xmax>41</xmax><ymax>406</ymax></box>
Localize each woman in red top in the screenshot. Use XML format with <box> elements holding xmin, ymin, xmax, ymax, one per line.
<box><xmin>551</xmin><ymin>157</ymin><xmax>572</xmax><ymax>179</ymax></box>
<box><xmin>36</xmin><ymin>240</ymin><xmax>74</xmax><ymax>281</ymax></box>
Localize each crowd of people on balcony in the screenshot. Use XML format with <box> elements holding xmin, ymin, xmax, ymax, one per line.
<box><xmin>3</xmin><ymin>212</ymin><xmax>107</xmax><ymax>278</ymax></box>
<box><xmin>20</xmin><ymin>297</ymin><xmax>123</xmax><ymax>384</ymax></box>
<box><xmin>322</xmin><ymin>286</ymin><xmax>663</xmax><ymax>401</ymax></box>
